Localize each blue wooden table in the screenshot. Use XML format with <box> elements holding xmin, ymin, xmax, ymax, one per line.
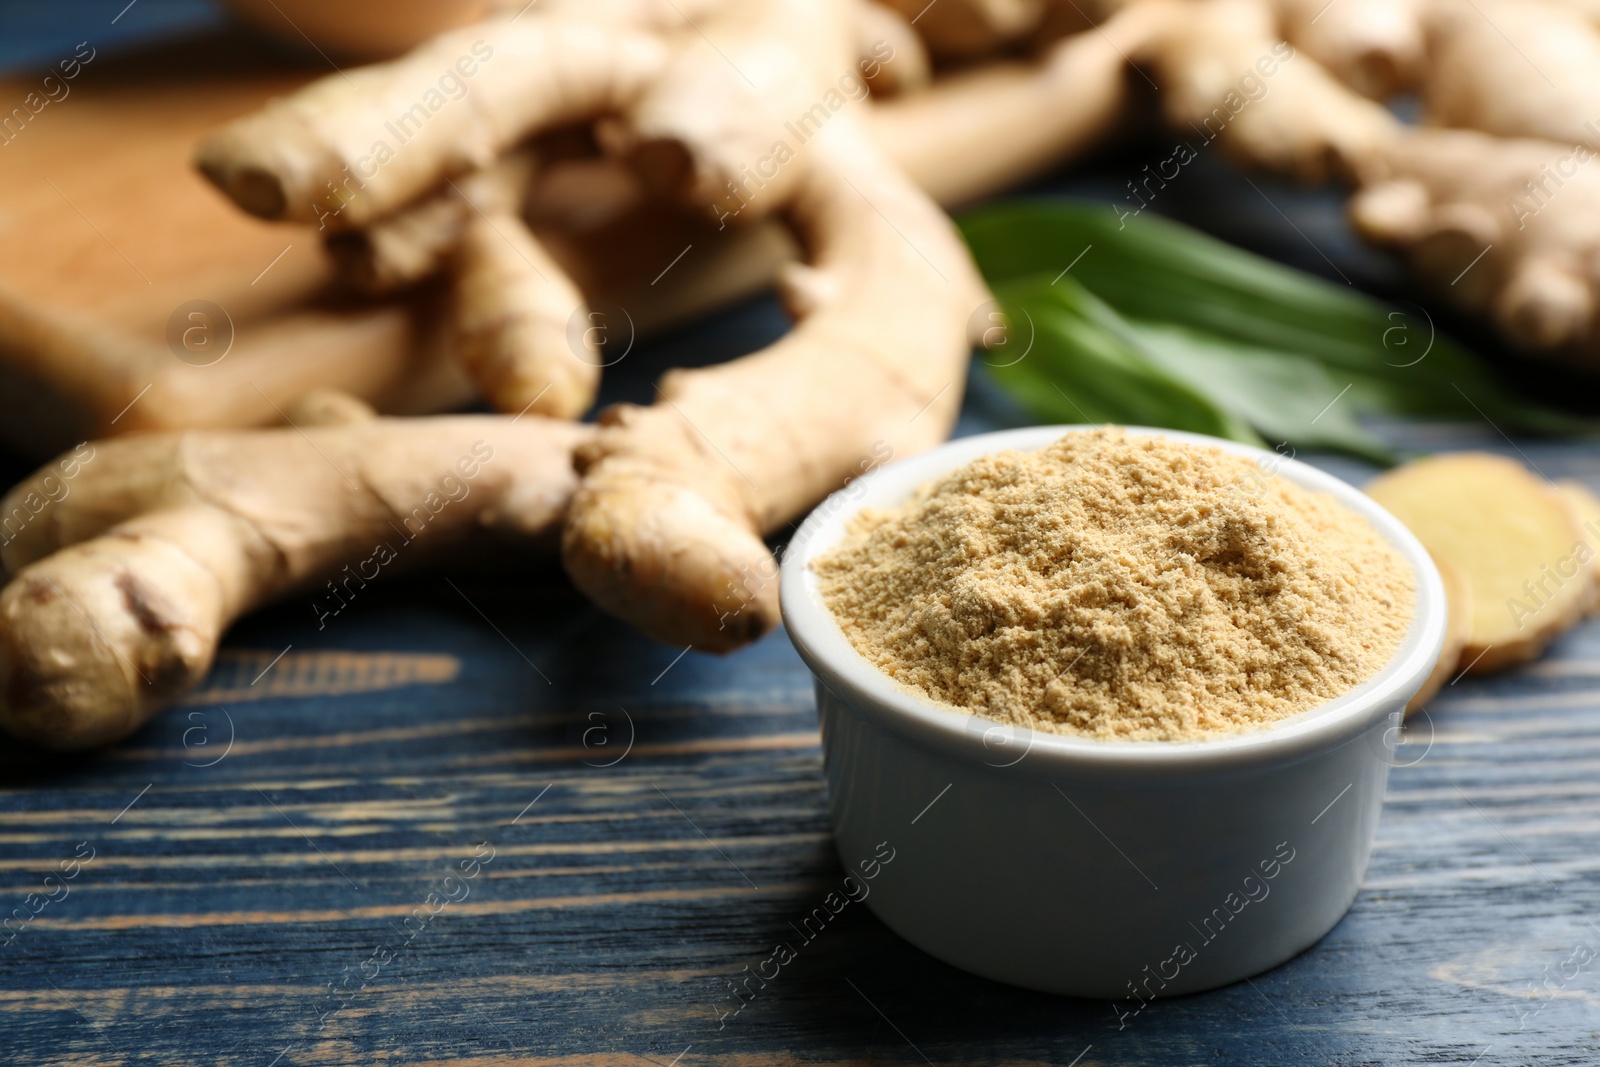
<box><xmin>4</xmin><ymin>6</ymin><xmax>1600</xmax><ymax>1065</ymax></box>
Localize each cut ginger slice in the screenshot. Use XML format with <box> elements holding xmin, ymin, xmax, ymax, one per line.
<box><xmin>1555</xmin><ymin>480</ymin><xmax>1600</xmax><ymax>616</ymax></box>
<box><xmin>1366</xmin><ymin>453</ymin><xmax>1588</xmax><ymax>675</ymax></box>
<box><xmin>1406</xmin><ymin>553</ymin><xmax>1470</xmax><ymax>715</ymax></box>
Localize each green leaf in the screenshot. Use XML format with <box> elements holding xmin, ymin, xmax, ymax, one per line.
<box><xmin>1124</xmin><ymin>322</ymin><xmax>1396</xmax><ymax>464</ymax></box>
<box><xmin>993</xmin><ymin>274</ymin><xmax>1393</xmax><ymax>461</ymax></box>
<box><xmin>984</xmin><ymin>283</ymin><xmax>1262</xmax><ymax>446</ymax></box>
<box><xmin>960</xmin><ymin>200</ymin><xmax>1587</xmax><ymax>435</ymax></box>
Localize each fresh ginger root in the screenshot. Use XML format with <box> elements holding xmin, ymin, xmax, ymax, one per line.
<box><xmin>328</xmin><ymin>147</ymin><xmax>603</xmax><ymax>417</ymax></box>
<box><xmin>853</xmin><ymin>0</ymin><xmax>932</xmax><ymax>95</ymax></box>
<box><xmin>1418</xmin><ymin>0</ymin><xmax>1600</xmax><ymax>153</ymax></box>
<box><xmin>28</xmin><ymin>0</ymin><xmax>1598</xmax><ymax>753</ymax></box>
<box><xmin>867</xmin><ymin>1</ymin><xmax>1159</xmax><ymax>206</ymax></box>
<box><xmin>192</xmin><ymin>0</ymin><xmax>1150</xmax><ymax>440</ymax></box>
<box><xmin>1129</xmin><ymin>0</ymin><xmax>1600</xmax><ymax>363</ymax></box>
<box><xmin>558</xmin><ymin>0</ymin><xmax>987</xmax><ymax>650</ymax></box>
<box><xmin>193</xmin><ymin>4</ymin><xmax>681</xmax><ymax>229</ymax></box>
<box><xmin>941</xmin><ymin>0</ymin><xmax>1600</xmax><ymax>370</ymax></box>
<box><xmin>1139</xmin><ymin>0</ymin><xmax>1401</xmax><ymax>183</ymax></box>
<box><xmin>326</xmin><ymin>153</ymin><xmax>802</xmax><ymax>360</ymax></box>
<box><xmin>875</xmin><ymin>0</ymin><xmax>1049</xmax><ymax>58</ymax></box>
<box><xmin>192</xmin><ymin>4</ymin><xmax>690</xmax><ymax>421</ymax></box>
<box><xmin>1367</xmin><ymin>454</ymin><xmax>1592</xmax><ymax>675</ymax></box>
<box><xmin>1269</xmin><ymin>0</ymin><xmax>1425</xmax><ymax>100</ymax></box>
<box><xmin>1351</xmin><ymin>127</ymin><xmax>1600</xmax><ymax>358</ymax></box>
<box><xmin>566</xmin><ymin>124</ymin><xmax>984</xmax><ymax>649</ymax></box>
<box><xmin>1271</xmin><ymin>0</ymin><xmax>1600</xmax><ymax>148</ymax></box>
<box><xmin>0</xmin><ymin>0</ymin><xmax>1584</xmax><ymax>459</ymax></box>
<box><xmin>194</xmin><ymin>0</ymin><xmax>984</xmax><ymax>431</ymax></box>
<box><xmin>870</xmin><ymin>0</ymin><xmax>1128</xmax><ymax>59</ymax></box>
<box><xmin>282</xmin><ymin>387</ymin><xmax>380</xmax><ymax>427</ymax></box>
<box><xmin>323</xmin><ymin>149</ymin><xmax>538</xmax><ymax>294</ymax></box>
<box><xmin>450</xmin><ymin>208</ymin><xmax>601</xmax><ymax>417</ymax></box>
<box><xmin>0</xmin><ymin>416</ymin><xmax>589</xmax><ymax>749</ymax></box>
<box><xmin>194</xmin><ymin>0</ymin><xmax>988</xmax><ymax>655</ymax></box>
<box><xmin>0</xmin><ymin>0</ymin><xmax>987</xmax><ymax>749</ymax></box>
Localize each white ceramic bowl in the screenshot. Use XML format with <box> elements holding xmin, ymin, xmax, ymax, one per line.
<box><xmin>780</xmin><ymin>426</ymin><xmax>1446</xmax><ymax>999</ymax></box>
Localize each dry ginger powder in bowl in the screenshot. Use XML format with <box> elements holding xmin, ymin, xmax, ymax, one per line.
<box><xmin>813</xmin><ymin>429</ymin><xmax>1415</xmax><ymax>742</ymax></box>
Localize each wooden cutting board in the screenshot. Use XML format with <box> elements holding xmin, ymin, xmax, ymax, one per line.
<box><xmin>0</xmin><ymin>28</ymin><xmax>818</xmax><ymax>464</ymax></box>
<box><xmin>0</xmin><ymin>31</ymin><xmax>477</xmax><ymax>460</ymax></box>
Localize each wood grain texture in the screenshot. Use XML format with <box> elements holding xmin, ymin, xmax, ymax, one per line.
<box><xmin>0</xmin><ymin>31</ymin><xmax>798</xmax><ymax>459</ymax></box>
<box><xmin>5</xmin><ymin>8</ymin><xmax>1600</xmax><ymax>1066</ymax></box>
<box><xmin>1</xmin><ymin>417</ymin><xmax>1598</xmax><ymax>1067</ymax></box>
<box><xmin>0</xmin><ymin>32</ymin><xmax>474</xmax><ymax>456</ymax></box>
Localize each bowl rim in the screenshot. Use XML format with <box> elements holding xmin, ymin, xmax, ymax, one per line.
<box><xmin>779</xmin><ymin>425</ymin><xmax>1448</xmax><ymax>779</ymax></box>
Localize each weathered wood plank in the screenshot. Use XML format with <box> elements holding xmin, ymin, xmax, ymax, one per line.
<box><xmin>3</xmin><ymin>501</ymin><xmax>1598</xmax><ymax>1066</ymax></box>
<box><xmin>5</xmin><ymin>11</ymin><xmax>1600</xmax><ymax>1066</ymax></box>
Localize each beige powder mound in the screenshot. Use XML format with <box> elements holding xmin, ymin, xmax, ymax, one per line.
<box><xmin>814</xmin><ymin>429</ymin><xmax>1414</xmax><ymax>742</ymax></box>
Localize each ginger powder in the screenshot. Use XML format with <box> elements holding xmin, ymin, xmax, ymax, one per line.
<box><xmin>813</xmin><ymin>429</ymin><xmax>1414</xmax><ymax>741</ymax></box>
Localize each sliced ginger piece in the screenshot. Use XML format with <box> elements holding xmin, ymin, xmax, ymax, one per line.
<box><xmin>1367</xmin><ymin>453</ymin><xmax>1589</xmax><ymax>675</ymax></box>
<box><xmin>1406</xmin><ymin>552</ymin><xmax>1470</xmax><ymax>715</ymax></box>
<box><xmin>1555</xmin><ymin>480</ymin><xmax>1600</xmax><ymax>615</ymax></box>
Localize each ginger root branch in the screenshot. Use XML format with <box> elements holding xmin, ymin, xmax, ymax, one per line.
<box><xmin>0</xmin><ymin>417</ymin><xmax>589</xmax><ymax>749</ymax></box>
